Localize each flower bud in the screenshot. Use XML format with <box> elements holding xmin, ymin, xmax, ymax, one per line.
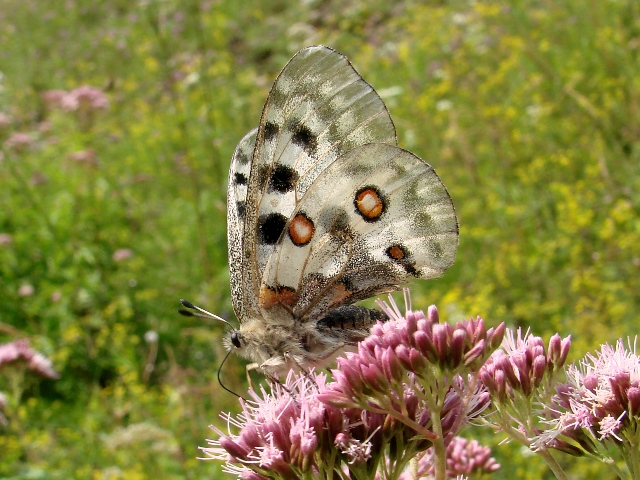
<box><xmin>464</xmin><ymin>339</ymin><xmax>487</xmax><ymax>369</ymax></box>
<box><xmin>628</xmin><ymin>387</ymin><xmax>640</xmax><ymax>416</ymax></box>
<box><xmin>547</xmin><ymin>333</ymin><xmax>562</xmax><ymax>365</ymax></box>
<box><xmin>409</xmin><ymin>347</ymin><xmax>429</xmax><ymax>375</ymax></box>
<box><xmin>220</xmin><ymin>436</ymin><xmax>251</xmax><ymax>460</ymax></box>
<box><xmin>432</xmin><ymin>323</ymin><xmax>450</xmax><ymax>365</ymax></box>
<box><xmin>449</xmin><ymin>329</ymin><xmax>467</xmax><ymax>368</ymax></box>
<box><xmin>532</xmin><ymin>355</ymin><xmax>547</xmax><ymax>388</ymax></box>
<box><xmin>488</xmin><ymin>322</ymin><xmax>506</xmax><ymax>350</ymax></box>
<box><xmin>557</xmin><ymin>335</ymin><xmax>571</xmax><ymax>368</ymax></box>
<box><xmin>427</xmin><ymin>304</ymin><xmax>439</xmax><ymax>323</ymax></box>
<box><xmin>382</xmin><ymin>346</ymin><xmax>404</xmax><ymax>383</ymax></box>
<box><xmin>583</xmin><ymin>374</ymin><xmax>598</xmax><ymax>392</ymax></box>
<box><xmin>413</xmin><ymin>330</ymin><xmax>438</xmax><ymax>363</ymax></box>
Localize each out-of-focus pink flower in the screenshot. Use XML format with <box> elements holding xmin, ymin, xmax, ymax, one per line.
<box><xmin>4</xmin><ymin>132</ymin><xmax>33</xmax><ymax>152</ymax></box>
<box><xmin>30</xmin><ymin>172</ymin><xmax>48</xmax><ymax>186</ymax></box>
<box><xmin>68</xmin><ymin>149</ymin><xmax>97</xmax><ymax>165</ymax></box>
<box><xmin>42</xmin><ymin>89</ymin><xmax>67</xmax><ymax>108</ymax></box>
<box><xmin>0</xmin><ymin>339</ymin><xmax>59</xmax><ymax>379</ymax></box>
<box><xmin>0</xmin><ymin>112</ymin><xmax>12</xmax><ymax>128</ymax></box>
<box><xmin>112</xmin><ymin>248</ymin><xmax>133</xmax><ymax>262</ymax></box>
<box><xmin>61</xmin><ymin>86</ymin><xmax>109</xmax><ymax>112</ymax></box>
<box><xmin>0</xmin><ymin>233</ymin><xmax>12</xmax><ymax>246</ymax></box>
<box><xmin>396</xmin><ymin>436</ymin><xmax>500</xmax><ymax>479</ymax></box>
<box><xmin>18</xmin><ymin>284</ymin><xmax>34</xmax><ymax>297</ymax></box>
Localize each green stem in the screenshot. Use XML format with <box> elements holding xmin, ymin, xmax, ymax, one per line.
<box><xmin>536</xmin><ymin>449</ymin><xmax>569</xmax><ymax>480</ymax></box>
<box><xmin>429</xmin><ymin>415</ymin><xmax>447</xmax><ymax>480</ymax></box>
<box><xmin>627</xmin><ymin>423</ymin><xmax>640</xmax><ymax>480</ymax></box>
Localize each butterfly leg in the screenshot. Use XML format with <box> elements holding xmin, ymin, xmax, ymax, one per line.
<box><xmin>245</xmin><ymin>362</ymin><xmax>261</xmax><ymax>391</ymax></box>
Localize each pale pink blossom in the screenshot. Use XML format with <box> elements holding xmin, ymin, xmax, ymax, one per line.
<box><xmin>0</xmin><ymin>339</ymin><xmax>59</xmax><ymax>379</ymax></box>
<box><xmin>112</xmin><ymin>248</ymin><xmax>133</xmax><ymax>262</ymax></box>
<box><xmin>18</xmin><ymin>284</ymin><xmax>34</xmax><ymax>297</ymax></box>
<box><xmin>4</xmin><ymin>132</ymin><xmax>33</xmax><ymax>151</ymax></box>
<box><xmin>0</xmin><ymin>233</ymin><xmax>12</xmax><ymax>246</ymax></box>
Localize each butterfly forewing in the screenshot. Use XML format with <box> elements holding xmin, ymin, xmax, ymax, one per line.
<box><xmin>240</xmin><ymin>46</ymin><xmax>398</xmax><ymax>312</ymax></box>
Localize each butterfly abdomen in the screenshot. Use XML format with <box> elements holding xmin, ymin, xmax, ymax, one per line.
<box><xmin>317</xmin><ymin>305</ymin><xmax>388</xmax><ymax>344</ymax></box>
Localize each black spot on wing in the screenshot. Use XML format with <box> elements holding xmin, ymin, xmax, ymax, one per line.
<box><xmin>236</xmin><ymin>201</ymin><xmax>246</xmax><ymax>219</ymax></box>
<box><xmin>268</xmin><ymin>164</ymin><xmax>299</xmax><ymax>193</ymax></box>
<box><xmin>264</xmin><ymin>121</ymin><xmax>279</xmax><ymax>141</ymax></box>
<box><xmin>236</xmin><ymin>148</ymin><xmax>251</xmax><ymax>164</ymax></box>
<box><xmin>258</xmin><ymin>212</ymin><xmax>287</xmax><ymax>245</ymax></box>
<box><xmin>287</xmin><ymin>119</ymin><xmax>317</xmax><ymax>155</ymax></box>
<box><xmin>234</xmin><ymin>172</ymin><xmax>247</xmax><ymax>186</ymax></box>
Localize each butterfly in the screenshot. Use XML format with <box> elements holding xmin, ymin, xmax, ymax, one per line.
<box><xmin>181</xmin><ymin>46</ymin><xmax>459</xmax><ymax>377</ymax></box>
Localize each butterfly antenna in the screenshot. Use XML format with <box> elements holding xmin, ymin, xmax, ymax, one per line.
<box><xmin>178</xmin><ymin>299</ymin><xmax>236</xmax><ymax>329</ymax></box>
<box><xmin>218</xmin><ymin>349</ymin><xmax>243</xmax><ymax>399</ymax></box>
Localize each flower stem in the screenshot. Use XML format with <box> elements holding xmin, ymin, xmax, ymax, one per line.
<box><xmin>536</xmin><ymin>448</ymin><xmax>569</xmax><ymax>480</ymax></box>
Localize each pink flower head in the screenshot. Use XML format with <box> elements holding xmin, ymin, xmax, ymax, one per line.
<box><xmin>42</xmin><ymin>89</ymin><xmax>68</xmax><ymax>108</ymax></box>
<box><xmin>401</xmin><ymin>436</ymin><xmax>500</xmax><ymax>479</ymax></box>
<box><xmin>319</xmin><ymin>292</ymin><xmax>494</xmax><ymax>447</ymax></box>
<box><xmin>112</xmin><ymin>248</ymin><xmax>133</xmax><ymax>262</ymax></box>
<box><xmin>0</xmin><ymin>112</ymin><xmax>12</xmax><ymax>128</ymax></box>
<box><xmin>60</xmin><ymin>86</ymin><xmax>109</xmax><ymax>112</ymax></box>
<box><xmin>4</xmin><ymin>132</ymin><xmax>34</xmax><ymax>152</ymax></box>
<box><xmin>0</xmin><ymin>233</ymin><xmax>12</xmax><ymax>246</ymax></box>
<box><xmin>202</xmin><ymin>370</ymin><xmax>383</xmax><ymax>478</ymax></box>
<box><xmin>0</xmin><ymin>339</ymin><xmax>59</xmax><ymax>379</ymax></box>
<box><xmin>480</xmin><ymin>328</ymin><xmax>571</xmax><ymax>401</ymax></box>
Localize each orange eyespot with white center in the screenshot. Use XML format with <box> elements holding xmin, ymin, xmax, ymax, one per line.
<box><xmin>288</xmin><ymin>213</ymin><xmax>315</xmax><ymax>246</ymax></box>
<box><xmin>355</xmin><ymin>186</ymin><xmax>385</xmax><ymax>221</ymax></box>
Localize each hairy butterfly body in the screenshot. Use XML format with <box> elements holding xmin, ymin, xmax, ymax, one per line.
<box><xmin>186</xmin><ymin>46</ymin><xmax>458</xmax><ymax>376</ymax></box>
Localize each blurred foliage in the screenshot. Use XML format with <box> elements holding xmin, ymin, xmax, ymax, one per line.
<box><xmin>0</xmin><ymin>0</ymin><xmax>638</xmax><ymax>478</ymax></box>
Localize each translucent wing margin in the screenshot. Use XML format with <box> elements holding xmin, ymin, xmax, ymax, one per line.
<box><xmin>227</xmin><ymin>128</ymin><xmax>258</xmax><ymax>323</ymax></box>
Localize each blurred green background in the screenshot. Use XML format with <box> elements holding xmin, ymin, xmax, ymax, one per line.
<box><xmin>1</xmin><ymin>0</ymin><xmax>639</xmax><ymax>478</ymax></box>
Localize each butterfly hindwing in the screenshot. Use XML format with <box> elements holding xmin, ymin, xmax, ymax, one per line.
<box><xmin>240</xmin><ymin>46</ymin><xmax>398</xmax><ymax>315</ymax></box>
<box><xmin>261</xmin><ymin>142</ymin><xmax>459</xmax><ymax>321</ymax></box>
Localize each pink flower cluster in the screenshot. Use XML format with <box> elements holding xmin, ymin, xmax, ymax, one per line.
<box><xmin>42</xmin><ymin>86</ymin><xmax>109</xmax><ymax>112</ymax></box>
<box><xmin>0</xmin><ymin>339</ymin><xmax>59</xmax><ymax>379</ymax></box>
<box><xmin>538</xmin><ymin>338</ymin><xmax>640</xmax><ymax>450</ymax></box>
<box><xmin>400</xmin><ymin>436</ymin><xmax>500</xmax><ymax>479</ymax></box>
<box><xmin>320</xmin><ymin>301</ymin><xmax>504</xmax><ymax>419</ymax></box>
<box><xmin>480</xmin><ymin>328</ymin><xmax>571</xmax><ymax>402</ymax></box>
<box><xmin>202</xmin><ymin>371</ymin><xmax>387</xmax><ymax>479</ymax></box>
<box><xmin>4</xmin><ymin>132</ymin><xmax>34</xmax><ymax>152</ymax></box>
<box><xmin>205</xmin><ymin>294</ymin><xmax>503</xmax><ymax>480</ymax></box>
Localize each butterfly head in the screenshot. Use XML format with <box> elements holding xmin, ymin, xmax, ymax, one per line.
<box><xmin>179</xmin><ymin>299</ymin><xmax>245</xmax><ymax>397</ymax></box>
<box><xmin>222</xmin><ymin>328</ymin><xmax>243</xmax><ymax>352</ymax></box>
